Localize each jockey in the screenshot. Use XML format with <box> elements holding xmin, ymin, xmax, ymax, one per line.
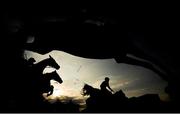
<box><xmin>100</xmin><ymin>77</ymin><xmax>114</xmax><ymax>94</ymax></box>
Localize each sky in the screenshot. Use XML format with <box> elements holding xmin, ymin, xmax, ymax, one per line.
<box><xmin>23</xmin><ymin>50</ymin><xmax>169</xmax><ymax>106</ymax></box>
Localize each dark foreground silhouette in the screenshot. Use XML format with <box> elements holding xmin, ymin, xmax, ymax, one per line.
<box><xmin>81</xmin><ymin>84</ymin><xmax>177</xmax><ymax>112</ymax></box>
<box><xmin>2</xmin><ymin>7</ymin><xmax>180</xmax><ymax>112</ymax></box>
<box><xmin>5</xmin><ymin>55</ymin><xmax>81</xmax><ymax>112</ymax></box>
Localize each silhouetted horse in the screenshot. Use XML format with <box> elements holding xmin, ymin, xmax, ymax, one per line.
<box><xmin>82</xmin><ymin>84</ymin><xmax>166</xmax><ymax>112</ymax></box>
<box><xmin>82</xmin><ymin>84</ymin><xmax>128</xmax><ymax>112</ymax></box>
<box><xmin>82</xmin><ymin>84</ymin><xmax>102</xmax><ymax>97</ymax></box>
<box><xmin>16</xmin><ymin>55</ymin><xmax>62</xmax><ymax>111</ymax></box>
<box><xmin>25</xmin><ymin>55</ymin><xmax>60</xmax><ymax>94</ymax></box>
<box><xmin>30</xmin><ymin>55</ymin><xmax>61</xmax><ymax>96</ymax></box>
<box><xmin>33</xmin><ymin>55</ymin><xmax>60</xmax><ymax>73</ymax></box>
<box><xmin>40</xmin><ymin>70</ymin><xmax>63</xmax><ymax>96</ymax></box>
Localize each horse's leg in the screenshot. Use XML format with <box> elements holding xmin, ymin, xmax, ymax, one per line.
<box><xmin>47</xmin><ymin>85</ymin><xmax>54</xmax><ymax>97</ymax></box>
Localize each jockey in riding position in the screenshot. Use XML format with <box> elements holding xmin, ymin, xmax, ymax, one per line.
<box><xmin>100</xmin><ymin>77</ymin><xmax>114</xmax><ymax>94</ymax></box>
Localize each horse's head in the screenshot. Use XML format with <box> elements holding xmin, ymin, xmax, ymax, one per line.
<box><xmin>82</xmin><ymin>84</ymin><xmax>94</xmax><ymax>96</ymax></box>
<box><xmin>39</xmin><ymin>70</ymin><xmax>63</xmax><ymax>94</ymax></box>
<box><xmin>48</xmin><ymin>55</ymin><xmax>60</xmax><ymax>70</ymax></box>
<box><xmin>50</xmin><ymin>70</ymin><xmax>63</xmax><ymax>84</ymax></box>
